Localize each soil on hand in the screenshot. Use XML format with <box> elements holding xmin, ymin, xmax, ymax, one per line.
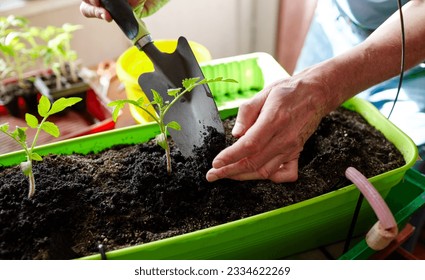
<box><xmin>0</xmin><ymin>108</ymin><xmax>405</xmax><ymax>259</ymax></box>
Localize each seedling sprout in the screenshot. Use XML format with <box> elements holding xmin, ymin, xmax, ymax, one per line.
<box><xmin>109</xmin><ymin>77</ymin><xmax>237</xmax><ymax>174</ymax></box>
<box><xmin>0</xmin><ymin>96</ymin><xmax>82</xmax><ymax>198</ymax></box>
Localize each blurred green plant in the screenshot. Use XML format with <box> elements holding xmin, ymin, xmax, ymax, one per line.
<box><xmin>30</xmin><ymin>23</ymin><xmax>82</xmax><ymax>89</ymax></box>
<box><xmin>0</xmin><ymin>15</ymin><xmax>40</xmax><ymax>89</ymax></box>
<box><xmin>0</xmin><ymin>15</ymin><xmax>82</xmax><ymax>92</ymax></box>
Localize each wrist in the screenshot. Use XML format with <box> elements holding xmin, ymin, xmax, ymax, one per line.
<box><xmin>292</xmin><ymin>64</ymin><xmax>339</xmax><ymax>117</ymax></box>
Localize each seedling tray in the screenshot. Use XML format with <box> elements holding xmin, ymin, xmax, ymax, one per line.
<box><xmin>0</xmin><ymin>87</ymin><xmax>115</xmax><ymax>155</ymax></box>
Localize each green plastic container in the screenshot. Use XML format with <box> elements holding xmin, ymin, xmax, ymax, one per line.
<box><xmin>207</xmin><ymin>53</ymin><xmax>287</xmax><ymax>109</ymax></box>
<box><xmin>0</xmin><ymin>54</ymin><xmax>418</xmax><ymax>260</ymax></box>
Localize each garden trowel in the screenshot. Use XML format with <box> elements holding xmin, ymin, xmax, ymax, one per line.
<box><xmin>100</xmin><ymin>0</ymin><xmax>224</xmax><ymax>157</ymax></box>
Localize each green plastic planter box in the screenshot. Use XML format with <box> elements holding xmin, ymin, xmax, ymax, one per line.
<box><xmin>0</xmin><ymin>53</ymin><xmax>418</xmax><ymax>260</ymax></box>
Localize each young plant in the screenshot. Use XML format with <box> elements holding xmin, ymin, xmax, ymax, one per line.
<box><xmin>0</xmin><ymin>16</ymin><xmax>43</xmax><ymax>88</ymax></box>
<box><xmin>30</xmin><ymin>23</ymin><xmax>82</xmax><ymax>90</ymax></box>
<box><xmin>109</xmin><ymin>77</ymin><xmax>237</xmax><ymax>174</ymax></box>
<box><xmin>0</xmin><ymin>96</ymin><xmax>82</xmax><ymax>199</ymax></box>
<box><xmin>0</xmin><ymin>16</ymin><xmax>83</xmax><ymax>92</ymax></box>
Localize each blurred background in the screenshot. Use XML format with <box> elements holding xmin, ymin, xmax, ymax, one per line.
<box><xmin>0</xmin><ymin>0</ymin><xmax>285</xmax><ymax>67</ymax></box>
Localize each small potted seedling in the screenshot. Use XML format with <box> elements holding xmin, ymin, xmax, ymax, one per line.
<box><xmin>109</xmin><ymin>77</ymin><xmax>236</xmax><ymax>174</ymax></box>
<box><xmin>1</xmin><ymin>15</ymin><xmax>89</xmax><ymax>116</ymax></box>
<box><xmin>31</xmin><ymin>23</ymin><xmax>89</xmax><ymax>102</ymax></box>
<box><xmin>0</xmin><ymin>95</ymin><xmax>81</xmax><ymax>198</ymax></box>
<box><xmin>0</xmin><ymin>15</ymin><xmax>41</xmax><ymax>115</ymax></box>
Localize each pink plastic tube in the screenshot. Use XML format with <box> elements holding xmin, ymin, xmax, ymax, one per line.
<box><xmin>345</xmin><ymin>167</ymin><xmax>398</xmax><ymax>250</ymax></box>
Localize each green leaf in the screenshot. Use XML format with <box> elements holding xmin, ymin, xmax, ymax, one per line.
<box><xmin>111</xmin><ymin>103</ymin><xmax>124</xmax><ymax>122</ymax></box>
<box><xmin>107</xmin><ymin>100</ymin><xmax>124</xmax><ymax>107</ymax></box>
<box><xmin>201</xmin><ymin>77</ymin><xmax>238</xmax><ymax>85</ymax></box>
<box><xmin>136</xmin><ymin>97</ymin><xmax>148</xmax><ymax>106</ymax></box>
<box><xmin>0</xmin><ymin>45</ymin><xmax>14</xmax><ymax>56</ymax></box>
<box><xmin>40</xmin><ymin>121</ymin><xmax>60</xmax><ymax>137</ymax></box>
<box><xmin>127</xmin><ymin>100</ymin><xmax>144</xmax><ymax>108</ymax></box>
<box><xmin>0</xmin><ymin>123</ymin><xmax>9</xmax><ymax>132</ymax></box>
<box><xmin>16</xmin><ymin>127</ymin><xmax>27</xmax><ymax>142</ymax></box>
<box><xmin>25</xmin><ymin>113</ymin><xmax>39</xmax><ymax>128</ymax></box>
<box><xmin>166</xmin><ymin>121</ymin><xmax>181</xmax><ymax>131</ymax></box>
<box><xmin>31</xmin><ymin>152</ymin><xmax>43</xmax><ymax>161</ymax></box>
<box><xmin>222</xmin><ymin>78</ymin><xmax>238</xmax><ymax>83</ymax></box>
<box><xmin>62</xmin><ymin>23</ymin><xmax>83</xmax><ymax>33</ymax></box>
<box><xmin>5</xmin><ymin>31</ymin><xmax>20</xmax><ymax>45</ymax></box>
<box><xmin>182</xmin><ymin>77</ymin><xmax>200</xmax><ymax>89</ymax></box>
<box><xmin>49</xmin><ymin>97</ymin><xmax>82</xmax><ymax>115</ymax></box>
<box><xmin>167</xmin><ymin>88</ymin><xmax>181</xmax><ymax>98</ymax></box>
<box><xmin>151</xmin><ymin>89</ymin><xmax>163</xmax><ymax>107</ymax></box>
<box><xmin>38</xmin><ymin>95</ymin><xmax>51</xmax><ymax>117</ymax></box>
<box><xmin>109</xmin><ymin>99</ymin><xmax>146</xmax><ymax>122</ymax></box>
<box><xmin>109</xmin><ymin>99</ymin><xmax>141</xmax><ymax>108</ymax></box>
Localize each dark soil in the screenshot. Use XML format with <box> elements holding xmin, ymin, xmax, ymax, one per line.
<box><xmin>0</xmin><ymin>107</ymin><xmax>405</xmax><ymax>259</ymax></box>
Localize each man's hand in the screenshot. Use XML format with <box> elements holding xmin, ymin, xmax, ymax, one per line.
<box><xmin>206</xmin><ymin>74</ymin><xmax>331</xmax><ymax>183</ymax></box>
<box><xmin>80</xmin><ymin>0</ymin><xmax>168</xmax><ymax>21</ymax></box>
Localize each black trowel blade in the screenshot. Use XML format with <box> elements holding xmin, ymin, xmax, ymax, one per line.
<box><xmin>138</xmin><ymin>37</ymin><xmax>224</xmax><ymax>157</ymax></box>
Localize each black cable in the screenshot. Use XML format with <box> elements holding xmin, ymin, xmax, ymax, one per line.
<box><xmin>343</xmin><ymin>194</ymin><xmax>364</xmax><ymax>253</ymax></box>
<box><xmin>387</xmin><ymin>0</ymin><xmax>406</xmax><ymax>119</ymax></box>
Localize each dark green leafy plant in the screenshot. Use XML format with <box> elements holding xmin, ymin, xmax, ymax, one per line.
<box><xmin>0</xmin><ymin>96</ymin><xmax>82</xmax><ymax>198</ymax></box>
<box><xmin>109</xmin><ymin>77</ymin><xmax>237</xmax><ymax>174</ymax></box>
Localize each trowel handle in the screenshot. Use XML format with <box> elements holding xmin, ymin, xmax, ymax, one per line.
<box><xmin>100</xmin><ymin>0</ymin><xmax>151</xmax><ymax>49</ymax></box>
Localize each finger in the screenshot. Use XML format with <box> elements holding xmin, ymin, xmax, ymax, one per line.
<box><xmin>231</xmin><ymin>80</ymin><xmax>281</xmax><ymax>138</ymax></box>
<box><xmin>207</xmin><ymin>156</ymin><xmax>299</xmax><ymax>183</ymax></box>
<box><xmin>268</xmin><ymin>159</ymin><xmax>299</xmax><ymax>183</ymax></box>
<box><xmin>83</xmin><ymin>0</ymin><xmax>100</xmax><ymax>5</ymax></box>
<box><xmin>208</xmin><ymin>150</ymin><xmax>297</xmax><ymax>181</ymax></box>
<box><xmin>233</xmin><ymin>160</ymin><xmax>299</xmax><ymax>183</ymax></box>
<box><xmin>80</xmin><ymin>1</ymin><xmax>112</xmax><ymax>21</ymax></box>
<box><xmin>212</xmin><ymin>99</ymin><xmax>287</xmax><ymax>169</ymax></box>
<box><xmin>215</xmin><ymin>82</ymin><xmax>279</xmax><ymax>167</ymax></box>
<box><xmin>232</xmin><ymin>94</ymin><xmax>265</xmax><ymax>137</ymax></box>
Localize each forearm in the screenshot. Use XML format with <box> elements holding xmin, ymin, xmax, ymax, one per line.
<box><xmin>301</xmin><ymin>0</ymin><xmax>425</xmax><ymax>113</ymax></box>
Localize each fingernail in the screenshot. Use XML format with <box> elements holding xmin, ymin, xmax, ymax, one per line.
<box><xmin>232</xmin><ymin>122</ymin><xmax>243</xmax><ymax>137</ymax></box>
<box><xmin>100</xmin><ymin>13</ymin><xmax>106</xmax><ymax>20</ymax></box>
<box><xmin>206</xmin><ymin>172</ymin><xmax>219</xmax><ymax>182</ymax></box>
